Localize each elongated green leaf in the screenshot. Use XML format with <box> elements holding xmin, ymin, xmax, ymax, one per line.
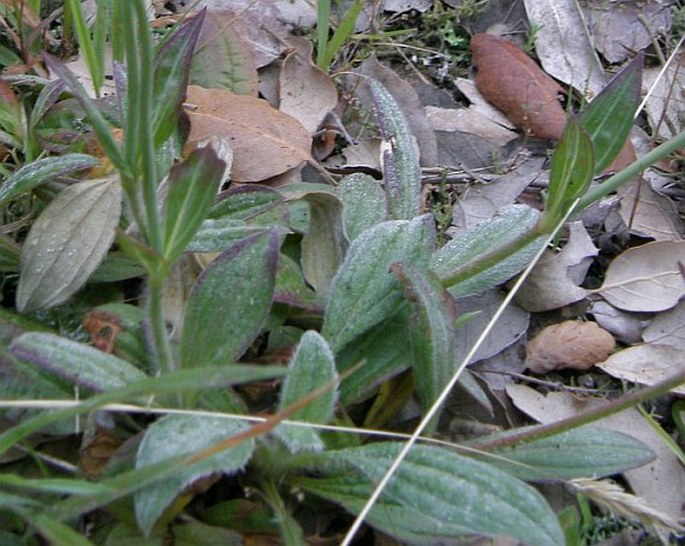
<box><xmin>580</xmin><ymin>53</ymin><xmax>643</xmax><ymax>173</ymax></box>
<box><xmin>16</xmin><ymin>176</ymin><xmax>122</xmax><ymax>312</ymax></box>
<box><xmin>301</xmin><ymin>443</ymin><xmax>564</xmax><ymax>546</ymax></box>
<box><xmin>323</xmin><ymin>214</ymin><xmax>434</xmax><ymax>353</ymax></box>
<box><xmin>42</xmin><ymin>54</ymin><xmax>129</xmax><ymax>176</ymax></box>
<box><xmin>0</xmin><ymin>474</ymin><xmax>112</xmax><ymax>496</ymax></box>
<box><xmin>391</xmin><ymin>263</ymin><xmax>457</xmax><ymax>428</ymax></box>
<box><xmin>209</xmin><ymin>185</ymin><xmax>284</xmax><ymax>220</ymax></box>
<box><xmin>281</xmin><ymin>184</ymin><xmax>348</xmax><ymax>297</ymax></box>
<box><xmin>541</xmin><ymin>116</ymin><xmax>594</xmax><ymax>230</ymax></box>
<box><xmin>180</xmin><ymin>229</ymin><xmax>280</xmax><ymax>368</ymax></box>
<box><xmin>369</xmin><ymin>80</ymin><xmax>421</xmax><ymax>220</ymax></box>
<box><xmin>337</xmin><ymin>173</ymin><xmax>388</xmax><ymax>241</ymax></box>
<box><xmin>336</xmin><ymin>308</ymin><xmax>412</xmax><ymax>405</ymax></box>
<box><xmin>11</xmin><ymin>332</ymin><xmax>146</xmax><ymax>392</ymax></box>
<box><xmin>431</xmin><ymin>205</ymin><xmax>544</xmax><ymax>297</ymax></box>
<box><xmin>273</xmin><ymin>331</ymin><xmax>337</xmax><ymax>453</ymax></box>
<box><xmin>0</xmin><ymin>365</ymin><xmax>286</xmax><ymax>460</ymax></box>
<box><xmin>25</xmin><ymin>512</ymin><xmax>94</xmax><ymax>546</ymax></box>
<box><xmin>135</xmin><ymin>414</ymin><xmax>254</xmax><ymax>535</ymax></box>
<box><xmin>153</xmin><ymin>10</ymin><xmax>205</xmax><ymax>147</ymax></box>
<box><xmin>473</xmin><ymin>426</ymin><xmax>654</xmax><ymax>481</ymax></box>
<box><xmin>319</xmin><ymin>0</ymin><xmax>363</xmax><ymax>71</ymax></box>
<box><xmin>0</xmin><ymin>154</ymin><xmax>99</xmax><ymax>206</ymax></box>
<box><xmin>163</xmin><ymin>143</ymin><xmax>229</xmax><ymax>263</ymax></box>
<box><xmin>186</xmin><ymin>220</ymin><xmax>270</xmax><ymax>252</ymax></box>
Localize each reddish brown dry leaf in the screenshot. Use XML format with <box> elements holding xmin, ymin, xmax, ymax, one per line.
<box><xmin>471</xmin><ymin>33</ymin><xmax>567</xmax><ymax>141</ymax></box>
<box><xmin>526</xmin><ymin>320</ymin><xmax>615</xmax><ymax>374</ymax></box>
<box><xmin>471</xmin><ymin>33</ymin><xmax>637</xmax><ymax>173</ymax></box>
<box><xmin>185</xmin><ymin>85</ymin><xmax>312</xmax><ymax>182</ymax></box>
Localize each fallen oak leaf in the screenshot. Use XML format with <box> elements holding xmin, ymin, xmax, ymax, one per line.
<box><xmin>185</xmin><ymin>85</ymin><xmax>312</xmax><ymax>183</ymax></box>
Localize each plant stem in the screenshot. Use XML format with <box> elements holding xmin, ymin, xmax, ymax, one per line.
<box><xmin>470</xmin><ymin>369</ymin><xmax>685</xmax><ymax>452</ymax></box>
<box><xmin>577</xmin><ymin>130</ymin><xmax>685</xmax><ymax>210</ymax></box>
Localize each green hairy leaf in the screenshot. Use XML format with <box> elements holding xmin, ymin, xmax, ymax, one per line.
<box><xmin>431</xmin><ymin>204</ymin><xmax>544</xmax><ymax>296</ymax></box>
<box><xmin>10</xmin><ymin>332</ymin><xmax>146</xmax><ymax>392</ymax></box>
<box><xmin>135</xmin><ymin>415</ymin><xmax>254</xmax><ymax>535</ymax></box>
<box><xmin>299</xmin><ymin>443</ymin><xmax>564</xmax><ymax>546</ymax></box>
<box><xmin>0</xmin><ymin>154</ymin><xmax>99</xmax><ymax>207</ymax></box>
<box><xmin>273</xmin><ymin>331</ymin><xmax>337</xmax><ymax>453</ymax></box>
<box><xmin>473</xmin><ymin>426</ymin><xmax>655</xmax><ymax>481</ymax></box>
<box><xmin>180</xmin><ymin>229</ymin><xmax>280</xmax><ymax>369</ymax></box>
<box><xmin>391</xmin><ymin>263</ymin><xmax>457</xmax><ymax>429</ymax></box>
<box><xmin>323</xmin><ymin>214</ymin><xmax>435</xmax><ymax>353</ymax></box>
<box><xmin>369</xmin><ymin>79</ymin><xmax>422</xmax><ymax>220</ymax></box>
<box><xmin>16</xmin><ymin>176</ymin><xmax>122</xmax><ymax>312</ymax></box>
<box><xmin>337</xmin><ymin>172</ymin><xmax>388</xmax><ymax>241</ymax></box>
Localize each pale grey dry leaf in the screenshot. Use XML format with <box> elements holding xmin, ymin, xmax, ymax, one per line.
<box><xmin>588</xmin><ymin>300</ymin><xmax>648</xmax><ymax>345</ymax></box>
<box><xmin>525</xmin><ymin>320</ymin><xmax>615</xmax><ymax>373</ymax></box>
<box><xmin>279</xmin><ymin>36</ymin><xmax>338</xmax><ymax>135</ymax></box>
<box><xmin>454</xmin><ymin>289</ymin><xmax>529</xmax><ymax>365</ymax></box>
<box><xmin>17</xmin><ymin>176</ymin><xmax>121</xmax><ymax>312</ymax></box>
<box><xmin>382</xmin><ymin>0</ymin><xmax>432</xmax><ymax>12</ymax></box>
<box><xmin>516</xmin><ymin>222</ymin><xmax>596</xmax><ymax>312</ymax></box>
<box><xmin>642</xmin><ymin>300</ymin><xmax>685</xmax><ymax>349</ymax></box>
<box><xmin>451</xmin><ymin>173</ymin><xmax>540</xmax><ymax>233</ymax></box>
<box><xmin>524</xmin><ymin>0</ymin><xmax>606</xmax><ymax>96</ymax></box>
<box><xmin>642</xmin><ymin>60</ymin><xmax>685</xmax><ymax>140</ymax></box>
<box><xmin>506</xmin><ymin>384</ymin><xmax>685</xmax><ymax>519</ymax></box>
<box><xmin>355</xmin><ymin>57</ymin><xmax>438</xmax><ymax>166</ymax></box>
<box><xmin>596</xmin><ymin>240</ymin><xmax>685</xmax><ymax>312</ymax></box>
<box><xmin>425</xmin><ymin>106</ymin><xmax>517</xmax><ymax>147</ymax></box>
<box><xmin>617</xmin><ymin>179</ymin><xmax>684</xmax><ymax>241</ymax></box>
<box><xmin>435</xmin><ymin>130</ymin><xmax>499</xmax><ymax>170</ymax></box>
<box><xmin>583</xmin><ymin>0</ymin><xmax>673</xmax><ymax>63</ymax></box>
<box><xmin>454</xmin><ymin>78</ymin><xmax>516</xmax><ymax>129</ymax></box>
<box><xmin>597</xmin><ymin>344</ymin><xmax>685</xmax><ymax>396</ymax></box>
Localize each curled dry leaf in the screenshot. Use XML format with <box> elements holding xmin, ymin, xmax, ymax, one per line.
<box><xmin>526</xmin><ymin>320</ymin><xmax>616</xmax><ymax>374</ymax></box>
<box><xmin>185</xmin><ymin>85</ymin><xmax>311</xmax><ymax>182</ymax></box>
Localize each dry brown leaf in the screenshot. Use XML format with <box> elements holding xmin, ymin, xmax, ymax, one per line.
<box><xmin>279</xmin><ymin>36</ymin><xmax>338</xmax><ymax>135</ymax></box>
<box><xmin>186</xmin><ymin>85</ymin><xmax>312</xmax><ymax>182</ymax></box>
<box><xmin>470</xmin><ymin>33</ymin><xmax>567</xmax><ymax>141</ymax></box>
<box><xmin>526</xmin><ymin>320</ymin><xmax>615</xmax><ymax>374</ymax></box>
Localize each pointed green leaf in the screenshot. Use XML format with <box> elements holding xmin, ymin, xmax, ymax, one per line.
<box><xmin>10</xmin><ymin>332</ymin><xmax>146</xmax><ymax>392</ymax></box>
<box><xmin>180</xmin><ymin>229</ymin><xmax>280</xmax><ymax>368</ymax></box>
<box><xmin>274</xmin><ymin>253</ymin><xmax>322</xmax><ymax>311</ymax></box>
<box><xmin>42</xmin><ymin>53</ymin><xmax>129</xmax><ymax>177</ymax></box>
<box><xmin>391</xmin><ymin>263</ymin><xmax>457</xmax><ymax>426</ymax></box>
<box><xmin>472</xmin><ymin>426</ymin><xmax>655</xmax><ymax>481</ymax></box>
<box><xmin>209</xmin><ymin>185</ymin><xmax>284</xmax><ymax>220</ymax></box>
<box><xmin>187</xmin><ymin>220</ymin><xmax>271</xmax><ymax>252</ymax></box>
<box><xmin>153</xmin><ymin>10</ymin><xmax>205</xmax><ymax>147</ymax></box>
<box><xmin>16</xmin><ymin>176</ymin><xmax>122</xmax><ymax>312</ymax></box>
<box><xmin>302</xmin><ymin>443</ymin><xmax>564</xmax><ymax>546</ymax></box>
<box><xmin>273</xmin><ymin>331</ymin><xmax>337</xmax><ymax>453</ymax></box>
<box><xmin>337</xmin><ymin>172</ymin><xmax>388</xmax><ymax>241</ymax></box>
<box><xmin>135</xmin><ymin>414</ymin><xmax>254</xmax><ymax>536</ymax></box>
<box><xmin>0</xmin><ymin>154</ymin><xmax>100</xmax><ymax>207</ymax></box>
<box><xmin>369</xmin><ymin>80</ymin><xmax>421</xmax><ymax>220</ymax></box>
<box><xmin>431</xmin><ymin>205</ymin><xmax>544</xmax><ymax>296</ymax></box>
<box><xmin>323</xmin><ymin>214</ymin><xmax>435</xmax><ymax>353</ymax></box>
<box><xmin>162</xmin><ymin>142</ymin><xmax>229</xmax><ymax>263</ymax></box>
<box><xmin>580</xmin><ymin>53</ymin><xmax>643</xmax><ymax>173</ymax></box>
<box><xmin>542</xmin><ymin>116</ymin><xmax>594</xmax><ymax>229</ymax></box>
